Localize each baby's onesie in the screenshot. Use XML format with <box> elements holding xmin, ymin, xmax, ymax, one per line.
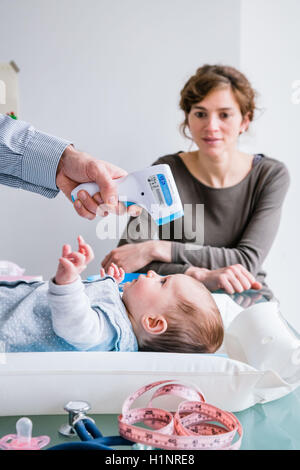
<box><xmin>0</xmin><ymin>275</ymin><xmax>138</xmax><ymax>352</ymax></box>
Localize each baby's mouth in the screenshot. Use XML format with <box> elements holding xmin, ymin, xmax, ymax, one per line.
<box><xmin>123</xmin><ymin>279</ymin><xmax>137</xmax><ymax>288</ymax></box>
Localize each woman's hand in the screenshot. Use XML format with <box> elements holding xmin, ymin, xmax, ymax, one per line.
<box><xmin>100</xmin><ymin>263</ymin><xmax>125</xmax><ymax>284</ymax></box>
<box><xmin>101</xmin><ymin>240</ymin><xmax>172</xmax><ymax>273</ymax></box>
<box><xmin>55</xmin><ymin>235</ymin><xmax>94</xmax><ymax>285</ymax></box>
<box><xmin>233</xmin><ymin>291</ymin><xmax>263</xmax><ymax>308</ymax></box>
<box><xmin>185</xmin><ymin>264</ymin><xmax>262</xmax><ymax>295</ymax></box>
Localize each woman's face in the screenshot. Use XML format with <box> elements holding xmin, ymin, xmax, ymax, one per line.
<box><xmin>187</xmin><ymin>86</ymin><xmax>250</xmax><ymax>158</ymax></box>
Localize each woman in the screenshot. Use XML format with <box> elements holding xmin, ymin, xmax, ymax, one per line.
<box><xmin>102</xmin><ymin>65</ymin><xmax>290</xmax><ymax>299</ymax></box>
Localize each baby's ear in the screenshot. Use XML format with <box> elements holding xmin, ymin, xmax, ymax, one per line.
<box><xmin>141</xmin><ymin>315</ymin><xmax>167</xmax><ymax>335</ymax></box>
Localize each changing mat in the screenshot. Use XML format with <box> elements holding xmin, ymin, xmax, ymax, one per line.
<box><xmin>0</xmin><ymin>291</ymin><xmax>300</xmax><ymax>415</ymax></box>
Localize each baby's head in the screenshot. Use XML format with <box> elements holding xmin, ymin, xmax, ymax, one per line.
<box><xmin>122</xmin><ymin>271</ymin><xmax>224</xmax><ymax>353</ymax></box>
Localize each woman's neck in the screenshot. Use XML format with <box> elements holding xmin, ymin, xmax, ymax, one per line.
<box><xmin>180</xmin><ymin>149</ymin><xmax>253</xmax><ymax>188</ymax></box>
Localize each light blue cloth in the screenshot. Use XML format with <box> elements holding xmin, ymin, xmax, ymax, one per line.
<box><xmin>0</xmin><ymin>114</ymin><xmax>70</xmax><ymax>197</ymax></box>
<box><xmin>0</xmin><ymin>276</ymin><xmax>138</xmax><ymax>353</ymax></box>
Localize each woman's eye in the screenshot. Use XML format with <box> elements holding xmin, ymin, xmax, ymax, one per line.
<box><xmin>195</xmin><ymin>112</ymin><xmax>206</xmax><ymax>118</ymax></box>
<box><xmin>220</xmin><ymin>113</ymin><xmax>230</xmax><ymax>118</ymax></box>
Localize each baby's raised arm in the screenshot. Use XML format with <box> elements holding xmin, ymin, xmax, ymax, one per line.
<box><xmin>55</xmin><ymin>235</ymin><xmax>94</xmax><ymax>285</ymax></box>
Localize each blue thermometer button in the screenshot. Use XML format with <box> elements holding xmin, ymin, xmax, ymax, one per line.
<box><xmin>123</xmin><ymin>201</ymin><xmax>136</xmax><ymax>207</ymax></box>
<box><xmin>157</xmin><ymin>174</ymin><xmax>173</xmax><ymax>206</ymax></box>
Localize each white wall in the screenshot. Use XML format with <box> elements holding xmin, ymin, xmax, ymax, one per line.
<box><xmin>2</xmin><ymin>0</ymin><xmax>298</xmax><ymax>329</ymax></box>
<box><xmin>240</xmin><ymin>0</ymin><xmax>300</xmax><ymax>329</ymax></box>
<box><xmin>0</xmin><ymin>0</ymin><xmax>240</xmax><ymax>277</ymax></box>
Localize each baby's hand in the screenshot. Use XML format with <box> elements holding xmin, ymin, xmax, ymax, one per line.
<box><xmin>55</xmin><ymin>235</ymin><xmax>94</xmax><ymax>285</ymax></box>
<box><xmin>100</xmin><ymin>263</ymin><xmax>125</xmax><ymax>284</ymax></box>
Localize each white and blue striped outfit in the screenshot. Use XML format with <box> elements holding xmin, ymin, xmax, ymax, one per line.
<box><xmin>0</xmin><ymin>113</ymin><xmax>71</xmax><ymax>197</ymax></box>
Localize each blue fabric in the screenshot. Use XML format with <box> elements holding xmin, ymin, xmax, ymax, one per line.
<box><xmin>87</xmin><ymin>272</ymin><xmax>141</xmax><ymax>283</ymax></box>
<box><xmin>88</xmin><ymin>272</ymin><xmax>142</xmax><ymax>293</ymax></box>
<box><xmin>0</xmin><ymin>276</ymin><xmax>138</xmax><ymax>353</ymax></box>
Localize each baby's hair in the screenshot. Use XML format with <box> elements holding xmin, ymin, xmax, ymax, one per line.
<box><xmin>139</xmin><ymin>281</ymin><xmax>224</xmax><ymax>354</ymax></box>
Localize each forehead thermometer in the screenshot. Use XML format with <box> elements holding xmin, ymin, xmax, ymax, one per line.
<box><xmin>71</xmin><ymin>164</ymin><xmax>184</xmax><ymax>226</ymax></box>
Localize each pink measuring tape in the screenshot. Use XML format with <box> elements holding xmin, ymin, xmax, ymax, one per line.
<box><xmin>118</xmin><ymin>380</ymin><xmax>243</xmax><ymax>450</ymax></box>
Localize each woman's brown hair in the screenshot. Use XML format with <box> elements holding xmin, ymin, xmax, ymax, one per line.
<box><xmin>179</xmin><ymin>64</ymin><xmax>257</xmax><ymax>138</ymax></box>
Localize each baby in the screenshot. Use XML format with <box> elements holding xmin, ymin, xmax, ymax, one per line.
<box><xmin>0</xmin><ymin>236</ymin><xmax>223</xmax><ymax>354</ymax></box>
<box><xmin>48</xmin><ymin>236</ymin><xmax>224</xmax><ymax>353</ymax></box>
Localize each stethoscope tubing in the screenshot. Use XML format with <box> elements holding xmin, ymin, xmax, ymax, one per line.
<box><xmin>47</xmin><ymin>418</ymin><xmax>133</xmax><ymax>450</ymax></box>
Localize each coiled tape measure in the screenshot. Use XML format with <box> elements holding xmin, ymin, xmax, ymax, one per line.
<box><xmin>29</xmin><ymin>379</ymin><xmax>243</xmax><ymax>451</ymax></box>
<box><xmin>118</xmin><ymin>380</ymin><xmax>243</xmax><ymax>450</ymax></box>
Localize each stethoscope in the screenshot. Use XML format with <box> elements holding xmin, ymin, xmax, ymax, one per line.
<box><xmin>47</xmin><ymin>401</ymin><xmax>134</xmax><ymax>451</ymax></box>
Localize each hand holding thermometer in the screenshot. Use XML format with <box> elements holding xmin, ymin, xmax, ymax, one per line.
<box><xmin>71</xmin><ymin>164</ymin><xmax>184</xmax><ymax>226</ymax></box>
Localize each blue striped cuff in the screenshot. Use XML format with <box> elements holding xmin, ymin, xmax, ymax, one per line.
<box><xmin>0</xmin><ymin>174</ymin><xmax>60</xmax><ymax>198</ymax></box>
<box><xmin>22</xmin><ymin>128</ymin><xmax>71</xmax><ymax>190</ymax></box>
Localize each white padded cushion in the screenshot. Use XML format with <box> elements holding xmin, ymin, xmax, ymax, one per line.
<box><xmin>0</xmin><ymin>294</ymin><xmax>299</xmax><ymax>415</ymax></box>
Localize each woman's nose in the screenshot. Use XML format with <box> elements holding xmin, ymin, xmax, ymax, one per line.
<box><xmin>205</xmin><ymin>115</ymin><xmax>220</xmax><ymax>131</ymax></box>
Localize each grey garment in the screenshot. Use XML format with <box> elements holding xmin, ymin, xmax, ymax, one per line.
<box><xmin>118</xmin><ymin>152</ymin><xmax>290</xmax><ymax>300</ymax></box>
<box><xmin>0</xmin><ymin>276</ymin><xmax>138</xmax><ymax>352</ymax></box>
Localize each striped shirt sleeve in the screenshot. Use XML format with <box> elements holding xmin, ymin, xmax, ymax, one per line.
<box><xmin>0</xmin><ymin>114</ymin><xmax>71</xmax><ymax>198</ymax></box>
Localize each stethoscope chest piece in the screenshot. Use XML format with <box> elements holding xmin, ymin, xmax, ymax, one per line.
<box><xmin>58</xmin><ymin>401</ymin><xmax>93</xmax><ymax>438</ymax></box>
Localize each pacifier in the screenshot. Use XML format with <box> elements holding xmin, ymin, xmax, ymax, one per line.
<box><xmin>0</xmin><ymin>261</ymin><xmax>25</xmax><ymax>276</ymax></box>
<box><xmin>0</xmin><ymin>417</ymin><xmax>50</xmax><ymax>450</ymax></box>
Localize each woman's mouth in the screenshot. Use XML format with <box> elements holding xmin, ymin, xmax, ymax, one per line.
<box><xmin>203</xmin><ymin>138</ymin><xmax>222</xmax><ymax>145</ymax></box>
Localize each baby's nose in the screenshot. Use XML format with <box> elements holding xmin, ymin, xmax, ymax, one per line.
<box><xmin>146</xmin><ymin>270</ymin><xmax>156</xmax><ymax>278</ymax></box>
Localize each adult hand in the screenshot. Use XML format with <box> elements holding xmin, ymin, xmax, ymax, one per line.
<box><xmin>232</xmin><ymin>291</ymin><xmax>263</xmax><ymax>308</ymax></box>
<box><xmin>185</xmin><ymin>264</ymin><xmax>262</xmax><ymax>295</ymax></box>
<box><xmin>56</xmin><ymin>145</ymin><xmax>142</xmax><ymax>220</ymax></box>
<box><xmin>101</xmin><ymin>240</ymin><xmax>172</xmax><ymax>273</ymax></box>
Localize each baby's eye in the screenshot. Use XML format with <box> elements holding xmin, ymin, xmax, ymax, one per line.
<box><xmin>160</xmin><ymin>278</ymin><xmax>167</xmax><ymax>285</ymax></box>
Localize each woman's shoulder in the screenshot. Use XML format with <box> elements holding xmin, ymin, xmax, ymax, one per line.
<box><xmin>251</xmin><ymin>154</ymin><xmax>290</xmax><ymax>198</ymax></box>
<box><xmin>254</xmin><ymin>154</ymin><xmax>290</xmax><ymax>183</ymax></box>
<box><xmin>152</xmin><ymin>151</ymin><xmax>183</xmax><ymax>167</ymax></box>
<box><xmin>151</xmin><ymin>152</ymin><xmax>193</xmax><ymax>182</ymax></box>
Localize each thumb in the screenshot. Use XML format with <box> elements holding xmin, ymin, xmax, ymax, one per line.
<box><xmin>56</xmin><ymin>172</ymin><xmax>78</xmax><ymax>201</ymax></box>
<box><xmin>58</xmin><ymin>257</ymin><xmax>74</xmax><ymax>270</ymax></box>
<box><xmin>251</xmin><ymin>281</ymin><xmax>262</xmax><ymax>290</ymax></box>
